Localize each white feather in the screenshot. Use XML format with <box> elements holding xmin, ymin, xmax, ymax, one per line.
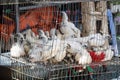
<box><xmin>45</xmin><ymin>31</ymin><xmax>50</xmax><ymax>39</ymax></box>
<box><xmin>60</xmin><ymin>11</ymin><xmax>81</xmax><ymax>39</ymax></box>
<box><xmin>88</xmin><ymin>33</ymin><xmax>109</xmax><ymax>47</ymax></box>
<box><xmin>41</xmin><ymin>38</ymin><xmax>61</xmax><ymax>61</ymax></box>
<box><xmin>102</xmin><ymin>46</ymin><xmax>114</xmax><ymax>61</ymax></box>
<box><xmin>66</xmin><ymin>40</ymin><xmax>82</xmax><ymax>55</ymax></box>
<box><xmin>25</xmin><ymin>29</ymin><xmax>38</xmax><ymax>43</ymax></box>
<box><xmin>38</xmin><ymin>29</ymin><xmax>48</xmax><ymax>43</ymax></box>
<box><xmin>29</xmin><ymin>45</ymin><xmax>43</xmax><ymax>62</ymax></box>
<box><xmin>75</xmin><ymin>50</ymin><xmax>92</xmax><ymax>65</ymax></box>
<box><xmin>66</xmin><ymin>40</ymin><xmax>92</xmax><ymax>65</ymax></box>
<box><xmin>54</xmin><ymin>41</ymin><xmax>67</xmax><ymax>62</ymax></box>
<box><xmin>74</xmin><ymin>46</ymin><xmax>92</xmax><ymax>65</ymax></box>
<box><xmin>29</xmin><ymin>29</ymin><xmax>62</xmax><ymax>62</ymax></box>
<box><xmin>10</xmin><ymin>43</ymin><xmax>25</xmax><ymax>58</ymax></box>
<box><xmin>56</xmin><ymin>30</ymin><xmax>64</xmax><ymax>40</ymax></box>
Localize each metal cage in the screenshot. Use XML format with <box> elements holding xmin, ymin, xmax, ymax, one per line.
<box><xmin>0</xmin><ymin>0</ymin><xmax>120</xmax><ymax>80</ymax></box>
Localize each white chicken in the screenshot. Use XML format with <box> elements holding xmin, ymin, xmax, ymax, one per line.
<box><xmin>66</xmin><ymin>33</ymin><xmax>102</xmax><ymax>44</ymax></box>
<box><xmin>41</xmin><ymin>28</ymin><xmax>61</xmax><ymax>61</ymax></box>
<box><xmin>66</xmin><ymin>41</ymin><xmax>82</xmax><ymax>56</ymax></box>
<box><xmin>10</xmin><ymin>33</ymin><xmax>26</xmax><ymax>58</ymax></box>
<box><xmin>45</xmin><ymin>31</ymin><xmax>50</xmax><ymax>39</ymax></box>
<box><xmin>53</xmin><ymin>41</ymin><xmax>67</xmax><ymax>63</ymax></box>
<box><xmin>60</xmin><ymin>11</ymin><xmax>81</xmax><ymax>39</ymax></box>
<box><xmin>29</xmin><ymin>28</ymin><xmax>61</xmax><ymax>62</ymax></box>
<box><xmin>75</xmin><ymin>50</ymin><xmax>92</xmax><ymax>65</ymax></box>
<box><xmin>50</xmin><ymin>28</ymin><xmax>57</xmax><ymax>39</ymax></box>
<box><xmin>45</xmin><ymin>28</ymin><xmax>68</xmax><ymax>63</ymax></box>
<box><xmin>65</xmin><ymin>34</ymin><xmax>102</xmax><ymax>47</ymax></box>
<box><xmin>66</xmin><ymin>40</ymin><xmax>92</xmax><ymax>65</ymax></box>
<box><xmin>22</xmin><ymin>40</ymin><xmax>32</xmax><ymax>54</ymax></box>
<box><xmin>102</xmin><ymin>46</ymin><xmax>114</xmax><ymax>61</ymax></box>
<box><xmin>65</xmin><ymin>36</ymin><xmax>90</xmax><ymax>48</ymax></box>
<box><xmin>56</xmin><ymin>29</ymin><xmax>64</xmax><ymax>40</ymax></box>
<box><xmin>38</xmin><ymin>29</ymin><xmax>48</xmax><ymax>43</ymax></box>
<box><xmin>25</xmin><ymin>29</ymin><xmax>38</xmax><ymax>43</ymax></box>
<box><xmin>88</xmin><ymin>33</ymin><xmax>110</xmax><ymax>47</ymax></box>
<box><xmin>29</xmin><ymin>45</ymin><xmax>43</xmax><ymax>62</ymax></box>
<box><xmin>10</xmin><ymin>43</ymin><xmax>26</xmax><ymax>58</ymax></box>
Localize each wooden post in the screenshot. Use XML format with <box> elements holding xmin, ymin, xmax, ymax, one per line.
<box><xmin>81</xmin><ymin>1</ymin><xmax>109</xmax><ymax>47</ymax></box>
<box><xmin>96</xmin><ymin>1</ymin><xmax>109</xmax><ymax>47</ymax></box>
<box><xmin>81</xmin><ymin>2</ymin><xmax>96</xmax><ymax>36</ymax></box>
<box><xmin>96</xmin><ymin>1</ymin><xmax>108</xmax><ymax>34</ymax></box>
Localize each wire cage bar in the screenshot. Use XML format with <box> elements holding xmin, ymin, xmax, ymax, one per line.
<box><xmin>0</xmin><ymin>0</ymin><xmax>120</xmax><ymax>80</ymax></box>
<box><xmin>0</xmin><ymin>0</ymin><xmax>111</xmax><ymax>5</ymax></box>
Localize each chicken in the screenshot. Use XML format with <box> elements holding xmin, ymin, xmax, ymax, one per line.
<box><xmin>65</xmin><ymin>34</ymin><xmax>102</xmax><ymax>47</ymax></box>
<box><xmin>50</xmin><ymin>28</ymin><xmax>57</xmax><ymax>39</ymax></box>
<box><xmin>44</xmin><ymin>28</ymin><xmax>67</xmax><ymax>63</ymax></box>
<box><xmin>56</xmin><ymin>29</ymin><xmax>64</xmax><ymax>40</ymax></box>
<box><xmin>102</xmin><ymin>46</ymin><xmax>114</xmax><ymax>61</ymax></box>
<box><xmin>65</xmin><ymin>36</ymin><xmax>90</xmax><ymax>48</ymax></box>
<box><xmin>45</xmin><ymin>31</ymin><xmax>50</xmax><ymax>39</ymax></box>
<box><xmin>71</xmin><ymin>44</ymin><xmax>92</xmax><ymax>72</ymax></box>
<box><xmin>74</xmin><ymin>47</ymin><xmax>92</xmax><ymax>65</ymax></box>
<box><xmin>10</xmin><ymin>33</ymin><xmax>26</xmax><ymax>58</ymax></box>
<box><xmin>41</xmin><ymin>29</ymin><xmax>61</xmax><ymax>61</ymax></box>
<box><xmin>66</xmin><ymin>41</ymin><xmax>82</xmax><ymax>56</ymax></box>
<box><xmin>10</xmin><ymin>32</ymin><xmax>33</xmax><ymax>58</ymax></box>
<box><xmin>23</xmin><ymin>40</ymin><xmax>32</xmax><ymax>55</ymax></box>
<box><xmin>29</xmin><ymin>45</ymin><xmax>43</xmax><ymax>62</ymax></box>
<box><xmin>60</xmin><ymin>11</ymin><xmax>81</xmax><ymax>39</ymax></box>
<box><xmin>10</xmin><ymin>42</ymin><xmax>26</xmax><ymax>58</ymax></box>
<box><xmin>38</xmin><ymin>29</ymin><xmax>48</xmax><ymax>43</ymax></box>
<box><xmin>53</xmin><ymin>41</ymin><xmax>67</xmax><ymax>63</ymax></box>
<box><xmin>76</xmin><ymin>33</ymin><xmax>103</xmax><ymax>44</ymax></box>
<box><xmin>25</xmin><ymin>29</ymin><xmax>38</xmax><ymax>43</ymax></box>
<box><xmin>16</xmin><ymin>33</ymin><xmax>32</xmax><ymax>54</ymax></box>
<box><xmin>88</xmin><ymin>33</ymin><xmax>110</xmax><ymax>47</ymax></box>
<box><xmin>29</xmin><ymin>28</ymin><xmax>61</xmax><ymax>62</ymax></box>
<box><xmin>66</xmin><ymin>40</ymin><xmax>92</xmax><ymax>65</ymax></box>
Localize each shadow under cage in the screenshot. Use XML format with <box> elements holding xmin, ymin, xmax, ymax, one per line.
<box><xmin>0</xmin><ymin>0</ymin><xmax>120</xmax><ymax>80</ymax></box>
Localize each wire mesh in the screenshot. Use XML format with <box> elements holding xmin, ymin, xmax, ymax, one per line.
<box><xmin>0</xmin><ymin>0</ymin><xmax>120</xmax><ymax>80</ymax></box>
<box><xmin>49</xmin><ymin>60</ymin><xmax>120</xmax><ymax>80</ymax></box>
<box><xmin>0</xmin><ymin>0</ymin><xmax>111</xmax><ymax>5</ymax></box>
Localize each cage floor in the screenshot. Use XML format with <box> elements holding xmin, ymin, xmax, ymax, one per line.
<box><xmin>0</xmin><ymin>52</ymin><xmax>120</xmax><ymax>80</ymax></box>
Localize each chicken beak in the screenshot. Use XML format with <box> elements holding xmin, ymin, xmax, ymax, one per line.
<box><xmin>67</xmin><ymin>44</ymin><xmax>71</xmax><ymax>49</ymax></box>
